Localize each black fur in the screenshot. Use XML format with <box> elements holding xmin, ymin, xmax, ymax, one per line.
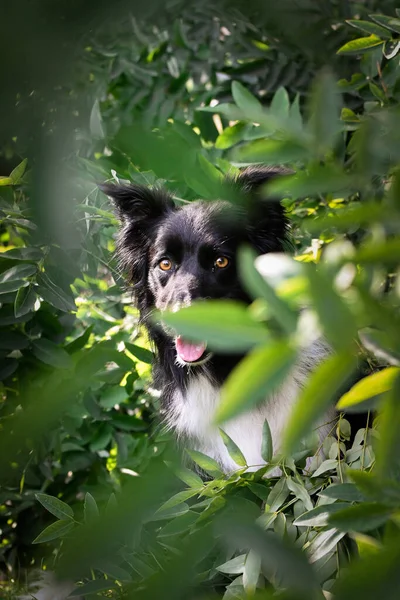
<box><xmin>101</xmin><ymin>167</ymin><xmax>290</xmax><ymax>409</ymax></box>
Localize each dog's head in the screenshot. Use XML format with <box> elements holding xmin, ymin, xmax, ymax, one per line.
<box><xmin>101</xmin><ymin>167</ymin><xmax>290</xmax><ymax>365</ymax></box>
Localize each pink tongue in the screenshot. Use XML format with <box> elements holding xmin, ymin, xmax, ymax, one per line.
<box><xmin>176</xmin><ymin>337</ymin><xmax>207</xmax><ymax>362</ymax></box>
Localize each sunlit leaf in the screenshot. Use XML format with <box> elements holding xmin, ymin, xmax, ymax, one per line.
<box><xmin>337</xmin><ymin>35</ymin><xmax>384</xmax><ymax>54</ymax></box>
<box><xmin>336</xmin><ymin>367</ymin><xmax>400</xmax><ymax>410</ymax></box>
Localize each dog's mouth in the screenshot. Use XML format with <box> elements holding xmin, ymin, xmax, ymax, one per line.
<box><xmin>175</xmin><ymin>336</ymin><xmax>210</xmax><ymax>365</ymax></box>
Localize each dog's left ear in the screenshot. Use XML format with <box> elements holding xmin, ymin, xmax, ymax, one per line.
<box><xmin>234</xmin><ymin>166</ymin><xmax>291</xmax><ymax>254</ymax></box>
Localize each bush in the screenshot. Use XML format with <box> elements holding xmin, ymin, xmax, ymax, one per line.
<box><xmin>2</xmin><ymin>2</ymin><xmax>400</xmax><ymax>598</ymax></box>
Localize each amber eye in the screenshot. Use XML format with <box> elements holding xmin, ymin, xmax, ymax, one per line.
<box><xmin>159</xmin><ymin>259</ymin><xmax>172</xmax><ymax>271</ymax></box>
<box><xmin>214</xmin><ymin>256</ymin><xmax>230</xmax><ymax>269</ymax></box>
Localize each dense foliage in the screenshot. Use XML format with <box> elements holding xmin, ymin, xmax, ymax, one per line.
<box><xmin>2</xmin><ymin>1</ymin><xmax>400</xmax><ymax>598</ymax></box>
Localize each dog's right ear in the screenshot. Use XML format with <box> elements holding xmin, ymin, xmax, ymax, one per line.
<box><xmin>99</xmin><ymin>182</ymin><xmax>175</xmax><ymax>222</ymax></box>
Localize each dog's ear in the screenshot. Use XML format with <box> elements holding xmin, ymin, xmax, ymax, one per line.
<box><xmin>100</xmin><ymin>182</ymin><xmax>175</xmax><ymax>292</ymax></box>
<box><xmin>234</xmin><ymin>166</ymin><xmax>291</xmax><ymax>254</ymax></box>
<box><xmin>99</xmin><ymin>182</ymin><xmax>175</xmax><ymax>222</ymax></box>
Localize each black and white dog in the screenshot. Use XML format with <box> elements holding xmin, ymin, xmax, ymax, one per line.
<box><xmin>102</xmin><ymin>167</ymin><xmax>332</xmax><ymax>473</ymax></box>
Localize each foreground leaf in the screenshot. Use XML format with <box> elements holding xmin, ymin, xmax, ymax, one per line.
<box><xmin>219</xmin><ymin>429</ymin><xmax>247</xmax><ymax>467</ymax></box>
<box><xmin>283</xmin><ymin>352</ymin><xmax>357</xmax><ymax>454</ymax></box>
<box><xmin>158</xmin><ymin>300</ymin><xmax>270</xmax><ymax>352</ymax></box>
<box><xmin>337</xmin><ymin>367</ymin><xmax>400</xmax><ymax>410</ymax></box>
<box><xmin>215</xmin><ymin>341</ymin><xmax>297</xmax><ymax>424</ymax></box>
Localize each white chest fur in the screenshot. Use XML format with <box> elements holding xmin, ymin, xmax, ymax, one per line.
<box><xmin>167</xmin><ymin>344</ymin><xmax>334</xmax><ymax>474</ymax></box>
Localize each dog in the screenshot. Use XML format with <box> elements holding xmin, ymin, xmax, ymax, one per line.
<box><xmin>101</xmin><ymin>167</ymin><xmax>333</xmax><ymax>474</ymax></box>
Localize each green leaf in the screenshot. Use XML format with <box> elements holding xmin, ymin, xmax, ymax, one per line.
<box><xmin>0</xmin><ymin>264</ymin><xmax>36</xmax><ymax>283</ymax></box>
<box><xmin>294</xmin><ymin>502</ymin><xmax>351</xmax><ymax>527</ymax></box>
<box><xmin>0</xmin><ymin>177</ymin><xmax>12</xmax><ymax>186</ymax></box>
<box><xmin>9</xmin><ymin>159</ymin><xmax>28</xmax><ymax>185</ymax></box>
<box><xmin>270</xmin><ymin>87</ymin><xmax>290</xmax><ymax>119</ymax></box>
<box><xmin>243</xmin><ymin>549</ymin><xmax>261</xmax><ymax>595</ymax></box>
<box><xmin>0</xmin><ymin>279</ymin><xmax>29</xmax><ymax>294</ymax></box>
<box><xmin>328</xmin><ymin>503</ymin><xmax>393</xmax><ymax>532</ymax></box>
<box><xmin>198</xmin><ymin>103</ymin><xmax>244</xmax><ymax>120</ymax></box>
<box><xmin>69</xmin><ymin>580</ymin><xmax>117</xmax><ymax>597</ymax></box>
<box><xmin>336</xmin><ymin>367</ymin><xmax>400</xmax><ymax>410</ymax></box>
<box><xmin>215</xmin><ymin>122</ymin><xmax>248</xmax><ymax>150</ymax></box>
<box><xmin>32</xmin><ymin>519</ymin><xmax>74</xmax><ymax>544</ymax></box>
<box><xmin>219</xmin><ymin>429</ymin><xmax>247</xmax><ymax>467</ymax></box>
<box><xmin>346</xmin><ymin>19</ymin><xmax>391</xmax><ymax>39</ymax></box>
<box><xmin>0</xmin><ymin>330</ymin><xmax>29</xmax><ymax>350</ymax></box>
<box><xmin>267</xmin><ymin>478</ymin><xmax>289</xmax><ymax>512</ymax></box>
<box><xmin>32</xmin><ymin>338</ymin><xmax>73</xmax><ymax>369</ymax></box>
<box><xmin>89</xmin><ymin>99</ymin><xmax>105</xmax><ymax>139</ymax></box>
<box><xmin>3</xmin><ymin>247</ymin><xmax>42</xmax><ymax>261</ymax></box>
<box><xmin>231</xmin><ymin>137</ymin><xmax>308</xmax><ymax>165</ymax></box>
<box><xmin>232</xmin><ymin>81</ymin><xmax>262</xmax><ymax>118</ymax></box>
<box><xmin>157</xmin><ymin>489</ymin><xmax>201</xmax><ymax>513</ymax></box>
<box><xmin>283</xmin><ymin>352</ymin><xmax>357</xmax><ymax>455</ymax></box>
<box><xmin>125</xmin><ymin>342</ymin><xmax>153</xmax><ymax>364</ymax></box>
<box><xmin>287</xmin><ymin>478</ymin><xmax>313</xmax><ymax>511</ymax></box>
<box><xmin>266</xmin><ymin>164</ymin><xmax>355</xmax><ymax>199</ymax></box>
<box><xmin>306</xmin><ymin>264</ymin><xmax>357</xmax><ymax>351</ymax></box>
<box><xmin>215</xmin><ymin>341</ymin><xmax>297</xmax><ymax>424</ymax></box>
<box><xmin>308</xmin><ymin>528</ymin><xmax>346</xmax><ymax>563</ymax></box>
<box><xmin>169</xmin><ymin>465</ymin><xmax>204</xmax><ymax>489</ymax></box>
<box><xmin>333</xmin><ymin>531</ymin><xmax>400</xmax><ymax>600</ymax></box>
<box><xmin>375</xmin><ymin>375</ymin><xmax>400</xmax><ymax>479</ymax></box>
<box><xmin>337</xmin><ymin>35</ymin><xmax>384</xmax><ymax>54</ymax></box>
<box><xmin>158</xmin><ymin>510</ymin><xmax>199</xmax><ymax>537</ymax></box>
<box><xmin>238</xmin><ymin>246</ymin><xmax>298</xmax><ymax>335</ymax></box>
<box><xmin>37</xmin><ymin>273</ymin><xmax>76</xmax><ymax>312</ymax></box>
<box><xmin>186</xmin><ymin>449</ymin><xmax>224</xmax><ymax>478</ymax></box>
<box><xmin>307</xmin><ymin>69</ymin><xmax>341</xmax><ymax>155</ymax></box>
<box><xmin>216</xmin><ymin>554</ymin><xmax>246</xmax><ymax>574</ymax></box>
<box><xmin>84</xmin><ymin>492</ymin><xmax>99</xmax><ymax>523</ymax></box>
<box><xmin>99</xmin><ymin>386</ymin><xmax>128</xmax><ymax>408</ymax></box>
<box><xmin>157</xmin><ymin>300</ymin><xmax>271</xmax><ymax>352</ymax></box>
<box><xmin>319</xmin><ymin>483</ymin><xmax>365</xmax><ymax>502</ymax></box>
<box><xmin>369</xmin><ymin>14</ymin><xmax>400</xmax><ymax>34</ymax></box>
<box><xmin>261</xmin><ymin>419</ymin><xmax>273</xmax><ymax>463</ymax></box>
<box><xmin>14</xmin><ymin>284</ymin><xmax>36</xmax><ymax>317</ymax></box>
<box><xmin>35</xmin><ymin>493</ymin><xmax>74</xmax><ymax>520</ymax></box>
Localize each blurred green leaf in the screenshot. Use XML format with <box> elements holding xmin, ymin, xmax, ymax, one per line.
<box><xmin>283</xmin><ymin>352</ymin><xmax>357</xmax><ymax>455</ymax></box>
<box><xmin>232</xmin><ymin>137</ymin><xmax>308</xmax><ymax>164</ymax></box>
<box><xmin>232</xmin><ymin>81</ymin><xmax>262</xmax><ymax>118</ymax></box>
<box><xmin>216</xmin><ymin>341</ymin><xmax>297</xmax><ymax>424</ymax></box>
<box><xmin>307</xmin><ymin>69</ymin><xmax>341</xmax><ymax>155</ymax></box>
<box><xmin>328</xmin><ymin>502</ymin><xmax>393</xmax><ymax>532</ymax></box>
<box><xmin>238</xmin><ymin>246</ymin><xmax>298</xmax><ymax>335</ymax></box>
<box><xmin>294</xmin><ymin>502</ymin><xmax>350</xmax><ymax>527</ymax></box>
<box><xmin>84</xmin><ymin>493</ymin><xmax>100</xmax><ymax>523</ymax></box>
<box><xmin>32</xmin><ymin>338</ymin><xmax>73</xmax><ymax>369</ymax></box>
<box><xmin>157</xmin><ymin>300</ymin><xmax>271</xmax><ymax>352</ymax></box>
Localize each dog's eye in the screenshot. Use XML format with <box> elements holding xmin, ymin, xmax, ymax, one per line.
<box><xmin>214</xmin><ymin>256</ymin><xmax>230</xmax><ymax>269</ymax></box>
<box><xmin>159</xmin><ymin>259</ymin><xmax>173</xmax><ymax>271</ymax></box>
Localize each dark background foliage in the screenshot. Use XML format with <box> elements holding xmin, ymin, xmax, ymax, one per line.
<box><xmin>2</xmin><ymin>0</ymin><xmax>400</xmax><ymax>598</ymax></box>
